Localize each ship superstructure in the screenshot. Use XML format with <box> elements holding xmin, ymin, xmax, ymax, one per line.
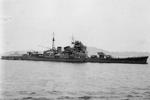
<box><xmin>42</xmin><ymin>33</ymin><xmax>88</xmax><ymax>59</ymax></box>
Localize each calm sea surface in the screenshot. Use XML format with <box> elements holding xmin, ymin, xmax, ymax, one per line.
<box><xmin>1</xmin><ymin>60</ymin><xmax>150</xmax><ymax>100</ymax></box>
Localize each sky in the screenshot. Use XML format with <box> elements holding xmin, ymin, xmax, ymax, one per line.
<box><xmin>1</xmin><ymin>0</ymin><xmax>150</xmax><ymax>53</ymax></box>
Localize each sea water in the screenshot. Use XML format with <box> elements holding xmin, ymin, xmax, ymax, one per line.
<box><xmin>1</xmin><ymin>60</ymin><xmax>150</xmax><ymax>100</ymax></box>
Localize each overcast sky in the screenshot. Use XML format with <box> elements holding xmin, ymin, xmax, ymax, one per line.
<box><xmin>1</xmin><ymin>0</ymin><xmax>150</xmax><ymax>53</ymax></box>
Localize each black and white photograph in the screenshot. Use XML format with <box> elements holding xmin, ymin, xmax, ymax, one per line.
<box><xmin>1</xmin><ymin>0</ymin><xmax>150</xmax><ymax>100</ymax></box>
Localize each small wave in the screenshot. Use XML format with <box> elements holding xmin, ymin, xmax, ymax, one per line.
<box><xmin>47</xmin><ymin>90</ymin><xmax>62</xmax><ymax>95</ymax></box>
<box><xmin>78</xmin><ymin>96</ymin><xmax>91</xmax><ymax>100</ymax></box>
<box><xmin>19</xmin><ymin>91</ymin><xmax>36</xmax><ymax>95</ymax></box>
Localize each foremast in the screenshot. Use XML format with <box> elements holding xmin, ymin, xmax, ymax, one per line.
<box><xmin>52</xmin><ymin>32</ymin><xmax>55</xmax><ymax>50</ymax></box>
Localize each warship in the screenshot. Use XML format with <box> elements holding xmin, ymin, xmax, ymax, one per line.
<box><xmin>1</xmin><ymin>33</ymin><xmax>148</xmax><ymax>64</ymax></box>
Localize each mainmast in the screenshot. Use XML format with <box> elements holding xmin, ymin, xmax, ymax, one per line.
<box><xmin>52</xmin><ymin>32</ymin><xmax>55</xmax><ymax>50</ymax></box>
<box><xmin>71</xmin><ymin>35</ymin><xmax>75</xmax><ymax>44</ymax></box>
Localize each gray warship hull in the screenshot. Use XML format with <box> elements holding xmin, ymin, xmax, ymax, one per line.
<box><xmin>1</xmin><ymin>34</ymin><xmax>149</xmax><ymax>64</ymax></box>
<box><xmin>1</xmin><ymin>56</ymin><xmax>148</xmax><ymax>64</ymax></box>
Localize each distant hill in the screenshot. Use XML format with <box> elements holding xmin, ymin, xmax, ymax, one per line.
<box><xmin>1</xmin><ymin>50</ymin><xmax>43</xmax><ymax>56</ymax></box>
<box><xmin>87</xmin><ymin>47</ymin><xmax>150</xmax><ymax>57</ymax></box>
<box><xmin>1</xmin><ymin>51</ymin><xmax>27</xmax><ymax>56</ymax></box>
<box><xmin>2</xmin><ymin>47</ymin><xmax>150</xmax><ymax>58</ymax></box>
<box><xmin>1</xmin><ymin>47</ymin><xmax>149</xmax><ymax>63</ymax></box>
<box><xmin>87</xmin><ymin>47</ymin><xmax>110</xmax><ymax>56</ymax></box>
<box><xmin>87</xmin><ymin>47</ymin><xmax>150</xmax><ymax>62</ymax></box>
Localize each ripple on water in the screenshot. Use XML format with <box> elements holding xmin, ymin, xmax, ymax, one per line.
<box><xmin>3</xmin><ymin>89</ymin><xmax>150</xmax><ymax>100</ymax></box>
<box><xmin>2</xmin><ymin>61</ymin><xmax>150</xmax><ymax>100</ymax></box>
